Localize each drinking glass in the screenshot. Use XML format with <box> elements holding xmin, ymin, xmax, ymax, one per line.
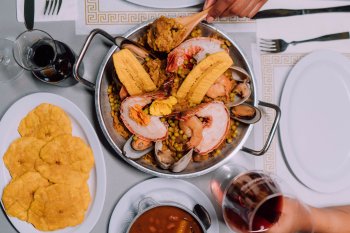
<box><xmin>211</xmin><ymin>164</ymin><xmax>314</xmax><ymax>233</ymax></box>
<box><xmin>0</xmin><ymin>38</ymin><xmax>23</xmax><ymax>84</ymax></box>
<box><xmin>13</xmin><ymin>29</ymin><xmax>78</xmax><ymax>87</ymax></box>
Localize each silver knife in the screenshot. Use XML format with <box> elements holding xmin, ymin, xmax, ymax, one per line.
<box><xmin>24</xmin><ymin>0</ymin><xmax>35</xmax><ymax>30</ymax></box>
<box><xmin>253</xmin><ymin>5</ymin><xmax>350</xmax><ymax>19</ymax></box>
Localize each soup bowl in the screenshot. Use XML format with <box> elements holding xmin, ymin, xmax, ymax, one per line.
<box><xmin>126</xmin><ymin>197</ymin><xmax>207</xmax><ymax>233</ymax></box>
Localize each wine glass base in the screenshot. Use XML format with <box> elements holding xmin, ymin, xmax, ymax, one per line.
<box><xmin>0</xmin><ymin>38</ymin><xmax>24</xmax><ymax>85</ymax></box>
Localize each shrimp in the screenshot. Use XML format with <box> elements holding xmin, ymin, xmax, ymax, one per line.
<box><xmin>179</xmin><ymin>116</ymin><xmax>203</xmax><ymax>149</ymax></box>
<box><xmin>166</xmin><ymin>37</ymin><xmax>227</xmax><ymax>73</ymax></box>
<box><xmin>206</xmin><ymin>74</ymin><xmax>235</xmax><ymax>99</ymax></box>
<box><xmin>182</xmin><ymin>101</ymin><xmax>230</xmax><ymax>155</ymax></box>
<box><xmin>120</xmin><ymin>92</ymin><xmax>168</xmax><ymax>141</ymax></box>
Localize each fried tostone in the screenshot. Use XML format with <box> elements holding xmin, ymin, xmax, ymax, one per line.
<box><xmin>3</xmin><ymin>137</ymin><xmax>46</xmax><ymax>178</ymax></box>
<box><xmin>36</xmin><ymin>134</ymin><xmax>94</xmax><ymax>186</ymax></box>
<box><xmin>18</xmin><ymin>103</ymin><xmax>72</xmax><ymax>141</ymax></box>
<box><xmin>27</xmin><ymin>183</ymin><xmax>91</xmax><ymax>231</ymax></box>
<box><xmin>1</xmin><ymin>172</ymin><xmax>50</xmax><ymax>221</ymax></box>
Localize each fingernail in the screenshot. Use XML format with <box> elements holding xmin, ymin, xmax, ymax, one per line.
<box><xmin>207</xmin><ymin>16</ymin><xmax>214</xmax><ymax>23</ymax></box>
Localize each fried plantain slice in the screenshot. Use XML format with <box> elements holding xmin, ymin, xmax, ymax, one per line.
<box><xmin>3</xmin><ymin>137</ymin><xmax>46</xmax><ymax>178</ymax></box>
<box><xmin>1</xmin><ymin>172</ymin><xmax>50</xmax><ymax>221</ymax></box>
<box><xmin>18</xmin><ymin>103</ymin><xmax>72</xmax><ymax>141</ymax></box>
<box><xmin>36</xmin><ymin>134</ymin><xmax>94</xmax><ymax>186</ymax></box>
<box><xmin>27</xmin><ymin>183</ymin><xmax>90</xmax><ymax>231</ymax></box>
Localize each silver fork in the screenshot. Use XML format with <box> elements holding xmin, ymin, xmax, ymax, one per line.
<box><xmin>259</xmin><ymin>32</ymin><xmax>350</xmax><ymax>53</ymax></box>
<box><xmin>44</xmin><ymin>0</ymin><xmax>62</xmax><ymax>15</ymax></box>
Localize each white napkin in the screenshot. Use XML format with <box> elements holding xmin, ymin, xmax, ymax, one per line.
<box><xmin>257</xmin><ymin>0</ymin><xmax>350</xmax><ymax>53</ymax></box>
<box><xmin>17</xmin><ymin>0</ymin><xmax>77</xmax><ymax>22</ymax></box>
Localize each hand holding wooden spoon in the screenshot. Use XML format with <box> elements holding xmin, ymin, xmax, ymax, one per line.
<box><xmin>203</xmin><ymin>0</ymin><xmax>268</xmax><ymax>22</ymax></box>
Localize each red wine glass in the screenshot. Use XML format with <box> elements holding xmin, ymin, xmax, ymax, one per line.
<box><xmin>13</xmin><ymin>29</ymin><xmax>77</xmax><ymax>87</ymax></box>
<box><xmin>210</xmin><ymin>164</ymin><xmax>314</xmax><ymax>233</ymax></box>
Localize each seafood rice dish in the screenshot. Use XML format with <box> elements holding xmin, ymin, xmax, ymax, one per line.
<box><xmin>107</xmin><ymin>16</ymin><xmax>258</xmax><ymax>173</ymax></box>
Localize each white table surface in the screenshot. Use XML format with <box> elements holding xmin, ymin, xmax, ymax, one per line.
<box><xmin>0</xmin><ymin>0</ymin><xmax>260</xmax><ymax>232</ymax></box>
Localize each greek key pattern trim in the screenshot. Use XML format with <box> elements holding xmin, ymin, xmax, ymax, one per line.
<box><xmin>260</xmin><ymin>54</ymin><xmax>304</xmax><ymax>173</ymax></box>
<box><xmin>85</xmin><ymin>0</ymin><xmax>254</xmax><ymax>25</ymax></box>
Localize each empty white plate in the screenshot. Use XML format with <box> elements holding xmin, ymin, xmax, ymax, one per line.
<box><xmin>125</xmin><ymin>0</ymin><xmax>204</xmax><ymax>9</ymax></box>
<box><xmin>279</xmin><ymin>50</ymin><xmax>350</xmax><ymax>193</ymax></box>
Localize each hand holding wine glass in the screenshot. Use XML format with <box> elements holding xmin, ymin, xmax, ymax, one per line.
<box><xmin>210</xmin><ymin>164</ymin><xmax>314</xmax><ymax>233</ymax></box>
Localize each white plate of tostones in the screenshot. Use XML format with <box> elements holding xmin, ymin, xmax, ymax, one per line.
<box><xmin>0</xmin><ymin>92</ymin><xmax>106</xmax><ymax>233</ymax></box>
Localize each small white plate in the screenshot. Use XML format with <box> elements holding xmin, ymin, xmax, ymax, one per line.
<box><xmin>279</xmin><ymin>50</ymin><xmax>350</xmax><ymax>193</ymax></box>
<box><xmin>108</xmin><ymin>178</ymin><xmax>219</xmax><ymax>233</ymax></box>
<box><xmin>125</xmin><ymin>0</ymin><xmax>204</xmax><ymax>9</ymax></box>
<box><xmin>0</xmin><ymin>92</ymin><xmax>106</xmax><ymax>233</ymax></box>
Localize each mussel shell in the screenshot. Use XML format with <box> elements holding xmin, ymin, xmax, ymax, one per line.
<box><xmin>115</xmin><ymin>36</ymin><xmax>157</xmax><ymax>60</ymax></box>
<box><xmin>123</xmin><ymin>136</ymin><xmax>154</xmax><ymax>160</ymax></box>
<box><xmin>230</xmin><ymin>103</ymin><xmax>262</xmax><ymax>124</ymax></box>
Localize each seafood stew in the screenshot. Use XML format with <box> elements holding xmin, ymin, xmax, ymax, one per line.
<box><xmin>128</xmin><ymin>206</ymin><xmax>204</xmax><ymax>233</ymax></box>
<box><xmin>96</xmin><ymin>21</ymin><xmax>257</xmax><ymax>177</ymax></box>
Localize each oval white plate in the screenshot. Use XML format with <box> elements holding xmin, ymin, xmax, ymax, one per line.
<box><xmin>108</xmin><ymin>178</ymin><xmax>219</xmax><ymax>233</ymax></box>
<box><xmin>0</xmin><ymin>92</ymin><xmax>106</xmax><ymax>233</ymax></box>
<box><xmin>125</xmin><ymin>0</ymin><xmax>204</xmax><ymax>9</ymax></box>
<box><xmin>279</xmin><ymin>50</ymin><xmax>350</xmax><ymax>193</ymax></box>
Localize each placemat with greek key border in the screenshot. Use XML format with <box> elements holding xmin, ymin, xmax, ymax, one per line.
<box><xmin>76</xmin><ymin>0</ymin><xmax>255</xmax><ymax>35</ymax></box>
<box><xmin>252</xmin><ymin>52</ymin><xmax>350</xmax><ymax>207</ymax></box>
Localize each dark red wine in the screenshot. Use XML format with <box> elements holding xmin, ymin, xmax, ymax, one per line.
<box><xmin>222</xmin><ymin>172</ymin><xmax>283</xmax><ymax>232</ymax></box>
<box><xmin>31</xmin><ymin>42</ymin><xmax>55</xmax><ymax>67</ymax></box>
<box><xmin>31</xmin><ymin>40</ymin><xmax>76</xmax><ymax>84</ymax></box>
<box><xmin>251</xmin><ymin>195</ymin><xmax>283</xmax><ymax>231</ymax></box>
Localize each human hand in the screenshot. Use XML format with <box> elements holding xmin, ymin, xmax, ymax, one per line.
<box><xmin>203</xmin><ymin>0</ymin><xmax>267</xmax><ymax>22</ymax></box>
<box><xmin>267</xmin><ymin>197</ymin><xmax>314</xmax><ymax>233</ymax></box>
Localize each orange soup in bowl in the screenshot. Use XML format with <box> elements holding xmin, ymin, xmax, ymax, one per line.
<box><xmin>128</xmin><ymin>205</ymin><xmax>204</xmax><ymax>233</ymax></box>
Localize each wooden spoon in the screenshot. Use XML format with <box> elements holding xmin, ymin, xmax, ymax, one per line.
<box><xmin>172</xmin><ymin>6</ymin><xmax>213</xmax><ymax>47</ymax></box>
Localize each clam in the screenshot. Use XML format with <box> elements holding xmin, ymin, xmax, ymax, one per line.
<box><xmin>230</xmin><ymin>103</ymin><xmax>261</xmax><ymax>124</ymax></box>
<box><xmin>154</xmin><ymin>141</ymin><xmax>175</xmax><ymax>169</ymax></box>
<box><xmin>154</xmin><ymin>141</ymin><xmax>193</xmax><ymax>172</ymax></box>
<box><xmin>171</xmin><ymin>149</ymin><xmax>193</xmax><ymax>173</ymax></box>
<box><xmin>226</xmin><ymin>66</ymin><xmax>253</xmax><ymax>107</ymax></box>
<box><xmin>226</xmin><ymin>81</ymin><xmax>252</xmax><ymax>107</ymax></box>
<box><xmin>230</xmin><ymin>66</ymin><xmax>251</xmax><ymax>82</ymax></box>
<box><xmin>123</xmin><ymin>136</ymin><xmax>154</xmax><ymax>160</ymax></box>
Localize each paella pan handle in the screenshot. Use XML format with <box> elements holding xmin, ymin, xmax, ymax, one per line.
<box><xmin>242</xmin><ymin>101</ymin><xmax>281</xmax><ymax>156</ymax></box>
<box><xmin>73</xmin><ymin>29</ymin><xmax>115</xmax><ymax>90</ymax></box>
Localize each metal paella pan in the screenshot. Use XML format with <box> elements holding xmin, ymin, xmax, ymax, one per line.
<box><xmin>73</xmin><ymin>21</ymin><xmax>280</xmax><ymax>178</ymax></box>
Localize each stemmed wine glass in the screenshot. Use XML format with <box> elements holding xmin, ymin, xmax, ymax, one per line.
<box><xmin>210</xmin><ymin>163</ymin><xmax>314</xmax><ymax>233</ymax></box>
<box><xmin>0</xmin><ymin>38</ymin><xmax>23</xmax><ymax>84</ymax></box>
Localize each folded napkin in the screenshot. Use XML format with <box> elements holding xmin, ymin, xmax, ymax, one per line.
<box><xmin>257</xmin><ymin>0</ymin><xmax>350</xmax><ymax>53</ymax></box>
<box><xmin>17</xmin><ymin>0</ymin><xmax>77</xmax><ymax>22</ymax></box>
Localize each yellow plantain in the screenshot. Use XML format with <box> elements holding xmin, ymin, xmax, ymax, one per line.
<box><xmin>112</xmin><ymin>49</ymin><xmax>156</xmax><ymax>95</ymax></box>
<box><xmin>176</xmin><ymin>51</ymin><xmax>233</xmax><ymax>103</ymax></box>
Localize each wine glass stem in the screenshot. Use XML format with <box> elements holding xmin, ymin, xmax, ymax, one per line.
<box><xmin>0</xmin><ymin>54</ymin><xmax>10</xmax><ymax>66</ymax></box>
